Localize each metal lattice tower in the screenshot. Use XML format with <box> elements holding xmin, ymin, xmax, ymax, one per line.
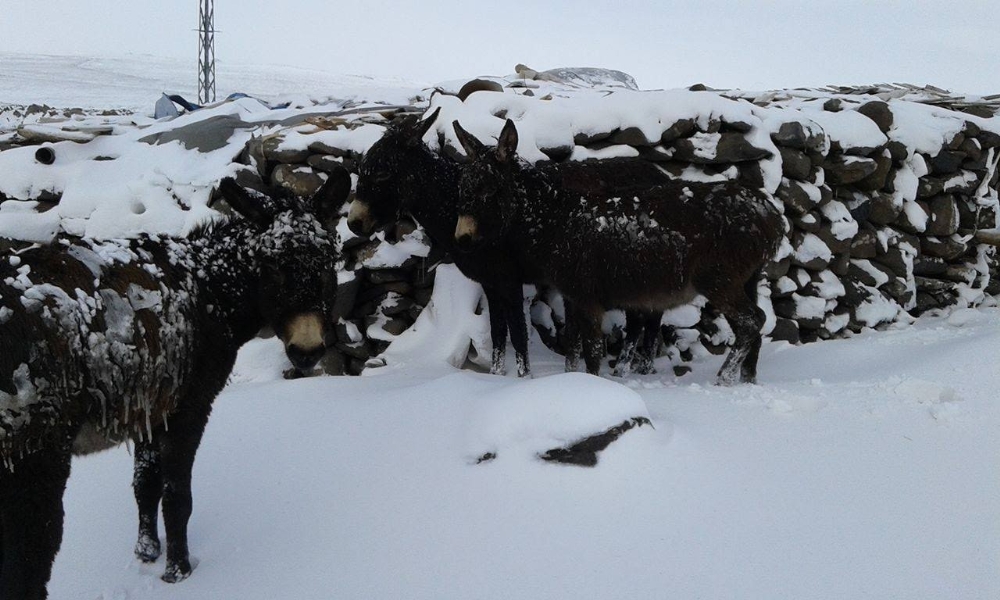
<box><xmin>197</xmin><ymin>0</ymin><xmax>216</xmax><ymax>104</ymax></box>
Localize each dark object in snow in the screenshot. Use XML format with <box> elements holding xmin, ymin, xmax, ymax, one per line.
<box><xmin>453</xmin><ymin>119</ymin><xmax>784</xmax><ymax>383</ymax></box>
<box><xmin>540</xmin><ymin>417</ymin><xmax>652</xmax><ymax>467</ymax></box>
<box><xmin>349</xmin><ymin>109</ymin><xmax>671</xmax><ymax>377</ymax></box>
<box><xmin>34</xmin><ymin>146</ymin><xmax>55</xmax><ymax>166</ymax></box>
<box><xmin>0</xmin><ymin>170</ymin><xmax>349</xmax><ymax>597</ymax></box>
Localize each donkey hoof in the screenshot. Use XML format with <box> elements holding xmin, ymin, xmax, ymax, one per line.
<box><xmin>489</xmin><ymin>365</ymin><xmax>507</xmax><ymax>376</ymax></box>
<box><xmin>162</xmin><ymin>560</ymin><xmax>192</xmax><ymax>583</ymax></box>
<box><xmin>135</xmin><ymin>536</ymin><xmax>161</xmax><ymax>563</ymax></box>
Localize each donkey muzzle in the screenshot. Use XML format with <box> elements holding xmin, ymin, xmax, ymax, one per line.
<box><xmin>347</xmin><ymin>200</ymin><xmax>375</xmax><ymax>236</ymax></box>
<box><xmin>454</xmin><ymin>215</ymin><xmax>481</xmax><ymax>252</ymax></box>
<box><xmin>282</xmin><ymin>313</ymin><xmax>327</xmax><ymax>371</ymax></box>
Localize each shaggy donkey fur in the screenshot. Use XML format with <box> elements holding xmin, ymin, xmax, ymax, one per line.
<box><xmin>349</xmin><ymin>108</ymin><xmax>669</xmax><ymax>377</ymax></box>
<box><xmin>454</xmin><ymin>119</ymin><xmax>784</xmax><ymax>382</ymax></box>
<box><xmin>0</xmin><ymin>169</ymin><xmax>348</xmax><ymax>599</ymax></box>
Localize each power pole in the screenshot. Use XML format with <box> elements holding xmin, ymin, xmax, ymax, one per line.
<box><xmin>198</xmin><ymin>0</ymin><xmax>216</xmax><ymax>104</ymax></box>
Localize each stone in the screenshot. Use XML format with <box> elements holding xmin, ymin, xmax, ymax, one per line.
<box><xmin>912</xmin><ymin>256</ymin><xmax>949</xmax><ymax>277</ymax></box>
<box><xmin>262</xmin><ymin>135</ymin><xmax>311</xmax><ymax>164</ymax></box>
<box><xmin>929</xmin><ymin>150</ymin><xmax>966</xmax><ymax>175</ymax></box>
<box><xmin>823</xmin><ymin>154</ymin><xmax>878</xmax><ymax>186</ymax></box>
<box><xmin>867</xmin><ymin>191</ymin><xmax>902</xmax><ymax>225</ymax></box>
<box><xmin>977</xmin><ymin>129</ymin><xmax>1000</xmax><ymax>149</ymax></box>
<box><xmin>763</xmin><ymin>256</ymin><xmax>791</xmax><ymax>280</ymax></box>
<box><xmin>872</xmin><ymin>247</ymin><xmax>910</xmax><ymax>278</ymax></box>
<box><xmin>307</xmin><ymin>140</ymin><xmax>350</xmax><ymax>157</ymax></box>
<box><xmin>893</xmin><ymin>200</ymin><xmax>929</xmax><ymax>234</ymax></box>
<box><xmin>671</xmin><ymin>132</ymin><xmax>772</xmax><ymax>164</ymax></box>
<box><xmin>880</xmin><ymin>277</ymin><xmax>911</xmax><ymax>305</ymax></box>
<box><xmin>660</xmin><ymin>118</ymin><xmax>697</xmax><ymax>144</ymax></box>
<box><xmin>271</xmin><ymin>164</ymin><xmax>325</xmax><ymax>198</ymax></box>
<box><xmin>779</xmin><ymin>147</ymin><xmax>812</xmax><ymax>181</ymax></box>
<box><xmin>776</xmin><ymin>180</ymin><xmax>817</xmax><ymax>216</ymax></box>
<box><xmin>959</xmin><ymin>137</ymin><xmax>983</xmax><ymax>163</ymax></box>
<box><xmin>308</xmin><ymin>154</ymin><xmax>352</xmax><ymax>174</ymax></box>
<box><xmin>769</xmin><ymin>318</ymin><xmax>799</xmax><ymax>343</ymax></box>
<box><xmin>737</xmin><ymin>164</ymin><xmax>765</xmax><ymax>189</ymax></box>
<box><xmin>367</xmin><ymin>269</ymin><xmax>409</xmax><ymax>284</ymax></box>
<box><xmin>854</xmin><ymin>151</ymin><xmax>892</xmax><ymax>192</ymax></box>
<box><xmin>457</xmin><ymin>78</ymin><xmax>504</xmax><ymax>100</ymax></box>
<box><xmin>885</xmin><ymin>140</ymin><xmax>909</xmax><ymax>163</ymax></box>
<box><xmin>771</xmin><ymin>121</ymin><xmax>809</xmax><ymax>149</ymax></box>
<box><xmin>793</xmin><ymin>211</ymin><xmax>823</xmax><ymax>233</ymax></box>
<box><xmin>856</xmin><ymin>101</ymin><xmax>893</xmax><ymax>133</ymax></box>
<box><xmin>924</xmin><ymin>195</ymin><xmax>959</xmax><ymax>236</ymax></box>
<box><xmin>574</xmin><ymin>130</ymin><xmax>614</xmax><ymax>146</ymax></box>
<box><xmin>540</xmin><ymin>144</ymin><xmax>573</xmax><ymax>162</ymax></box>
<box><xmin>610</xmin><ymin>126</ymin><xmax>657</xmax><ymax>147</ymax></box>
<box><xmin>920</xmin><ymin>236</ymin><xmax>967</xmax><ymax>260</ymax></box>
<box><xmin>916</xmin><ymin>176</ymin><xmax>946</xmax><ymax>199</ymax></box>
<box><xmin>850</xmin><ymin>228</ymin><xmax>879</xmax><ymax>259</ymax></box>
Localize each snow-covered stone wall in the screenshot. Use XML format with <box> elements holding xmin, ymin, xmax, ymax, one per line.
<box><xmin>1</xmin><ymin>74</ymin><xmax>998</xmax><ymax>375</ymax></box>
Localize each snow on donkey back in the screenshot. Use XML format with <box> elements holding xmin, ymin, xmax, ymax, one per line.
<box><xmin>453</xmin><ymin>119</ymin><xmax>784</xmax><ymax>383</ymax></box>
<box><xmin>0</xmin><ymin>169</ymin><xmax>348</xmax><ymax>598</ymax></box>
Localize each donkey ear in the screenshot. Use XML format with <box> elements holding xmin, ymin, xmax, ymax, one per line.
<box><xmin>311</xmin><ymin>165</ymin><xmax>352</xmax><ymax>229</ymax></box>
<box><xmin>407</xmin><ymin>107</ymin><xmax>441</xmax><ymax>147</ymax></box>
<box><xmin>452</xmin><ymin>120</ymin><xmax>486</xmax><ymax>161</ymax></box>
<box><xmin>495</xmin><ymin>119</ymin><xmax>519</xmax><ymax>164</ymax></box>
<box><xmin>218</xmin><ymin>177</ymin><xmax>275</xmax><ymax>228</ymax></box>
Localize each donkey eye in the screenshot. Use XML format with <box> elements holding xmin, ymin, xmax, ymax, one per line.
<box><xmin>375</xmin><ymin>172</ymin><xmax>392</xmax><ymax>183</ymax></box>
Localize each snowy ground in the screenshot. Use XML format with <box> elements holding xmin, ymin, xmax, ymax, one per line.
<box><xmin>50</xmin><ymin>300</ymin><xmax>999</xmax><ymax>600</ymax></box>
<box><xmin>0</xmin><ymin>52</ymin><xmax>425</xmax><ymax>110</ymax></box>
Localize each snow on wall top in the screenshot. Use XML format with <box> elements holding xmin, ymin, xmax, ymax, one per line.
<box><xmin>0</xmin><ymin>66</ymin><xmax>997</xmax><ymax>242</ymax></box>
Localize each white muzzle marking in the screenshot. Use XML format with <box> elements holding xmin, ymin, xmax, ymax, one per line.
<box><xmin>348</xmin><ymin>200</ymin><xmax>372</xmax><ymax>231</ymax></box>
<box><xmin>455</xmin><ymin>215</ymin><xmax>478</xmax><ymax>240</ymax></box>
<box><xmin>285</xmin><ymin>312</ymin><xmax>325</xmax><ymax>352</ymax></box>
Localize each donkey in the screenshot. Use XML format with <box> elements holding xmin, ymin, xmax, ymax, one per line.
<box><xmin>348</xmin><ymin>108</ymin><xmax>668</xmax><ymax>377</ymax></box>
<box><xmin>453</xmin><ymin>119</ymin><xmax>784</xmax><ymax>383</ymax></box>
<box><xmin>0</xmin><ymin>169</ymin><xmax>349</xmax><ymax>598</ymax></box>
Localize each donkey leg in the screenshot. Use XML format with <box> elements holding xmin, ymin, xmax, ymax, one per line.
<box><xmin>612</xmin><ymin>310</ymin><xmax>645</xmax><ymax>377</ymax></box>
<box><xmin>633</xmin><ymin>311</ymin><xmax>662</xmax><ymax>375</ymax></box>
<box><xmin>575</xmin><ymin>303</ymin><xmax>606</xmax><ymax>376</ymax></box>
<box><xmin>482</xmin><ymin>286</ymin><xmax>509</xmax><ymax>376</ymax></box>
<box><xmin>717</xmin><ymin>295</ymin><xmax>765</xmax><ymax>386</ymax></box>
<box><xmin>133</xmin><ymin>439</ymin><xmax>163</xmax><ymax>563</ymax></box>
<box><xmin>561</xmin><ymin>298</ymin><xmax>582</xmax><ymax>373</ymax></box>
<box><xmin>158</xmin><ymin>405</ymin><xmax>210</xmax><ymax>583</ymax></box>
<box><xmin>0</xmin><ymin>444</ymin><xmax>73</xmax><ymax>600</ymax></box>
<box><xmin>504</xmin><ymin>284</ymin><xmax>531</xmax><ymax>378</ymax></box>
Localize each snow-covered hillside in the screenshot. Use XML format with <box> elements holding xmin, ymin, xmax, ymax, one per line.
<box><xmin>1</xmin><ymin>53</ymin><xmax>998</xmax><ymax>599</ymax></box>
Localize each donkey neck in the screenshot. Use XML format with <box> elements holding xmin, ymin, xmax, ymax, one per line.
<box><xmin>183</xmin><ymin>217</ymin><xmax>265</xmax><ymax>345</ymax></box>
<box><xmin>398</xmin><ymin>146</ymin><xmax>464</xmax><ymax>250</ymax></box>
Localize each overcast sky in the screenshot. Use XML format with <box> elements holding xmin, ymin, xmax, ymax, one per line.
<box><xmin>1</xmin><ymin>0</ymin><xmax>997</xmax><ymax>94</ymax></box>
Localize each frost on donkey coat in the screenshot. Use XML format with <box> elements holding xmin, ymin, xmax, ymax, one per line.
<box><xmin>0</xmin><ymin>169</ymin><xmax>348</xmax><ymax>599</ymax></box>
<box><xmin>349</xmin><ymin>108</ymin><xmax>671</xmax><ymax>378</ymax></box>
<box><xmin>453</xmin><ymin>119</ymin><xmax>785</xmax><ymax>383</ymax></box>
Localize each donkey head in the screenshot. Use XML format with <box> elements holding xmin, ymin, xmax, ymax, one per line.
<box><xmin>348</xmin><ymin>107</ymin><xmax>441</xmax><ymax>236</ymax></box>
<box><xmin>452</xmin><ymin>119</ymin><xmax>519</xmax><ymax>252</ymax></box>
<box><xmin>219</xmin><ymin>168</ymin><xmax>350</xmax><ymax>372</ymax></box>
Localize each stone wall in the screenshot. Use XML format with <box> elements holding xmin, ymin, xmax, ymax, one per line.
<box><xmin>234</xmin><ymin>84</ymin><xmax>999</xmax><ymax>375</ymax></box>
<box><xmin>2</xmin><ymin>82</ymin><xmax>998</xmax><ymax>375</ymax></box>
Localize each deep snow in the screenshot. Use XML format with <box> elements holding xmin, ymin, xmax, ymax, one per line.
<box><xmin>49</xmin><ymin>299</ymin><xmax>1000</xmax><ymax>600</ymax></box>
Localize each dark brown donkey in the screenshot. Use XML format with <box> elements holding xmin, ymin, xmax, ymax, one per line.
<box><xmin>348</xmin><ymin>108</ymin><xmax>669</xmax><ymax>377</ymax></box>
<box><xmin>0</xmin><ymin>171</ymin><xmax>348</xmax><ymax>599</ymax></box>
<box><xmin>453</xmin><ymin>119</ymin><xmax>784</xmax><ymax>383</ymax></box>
